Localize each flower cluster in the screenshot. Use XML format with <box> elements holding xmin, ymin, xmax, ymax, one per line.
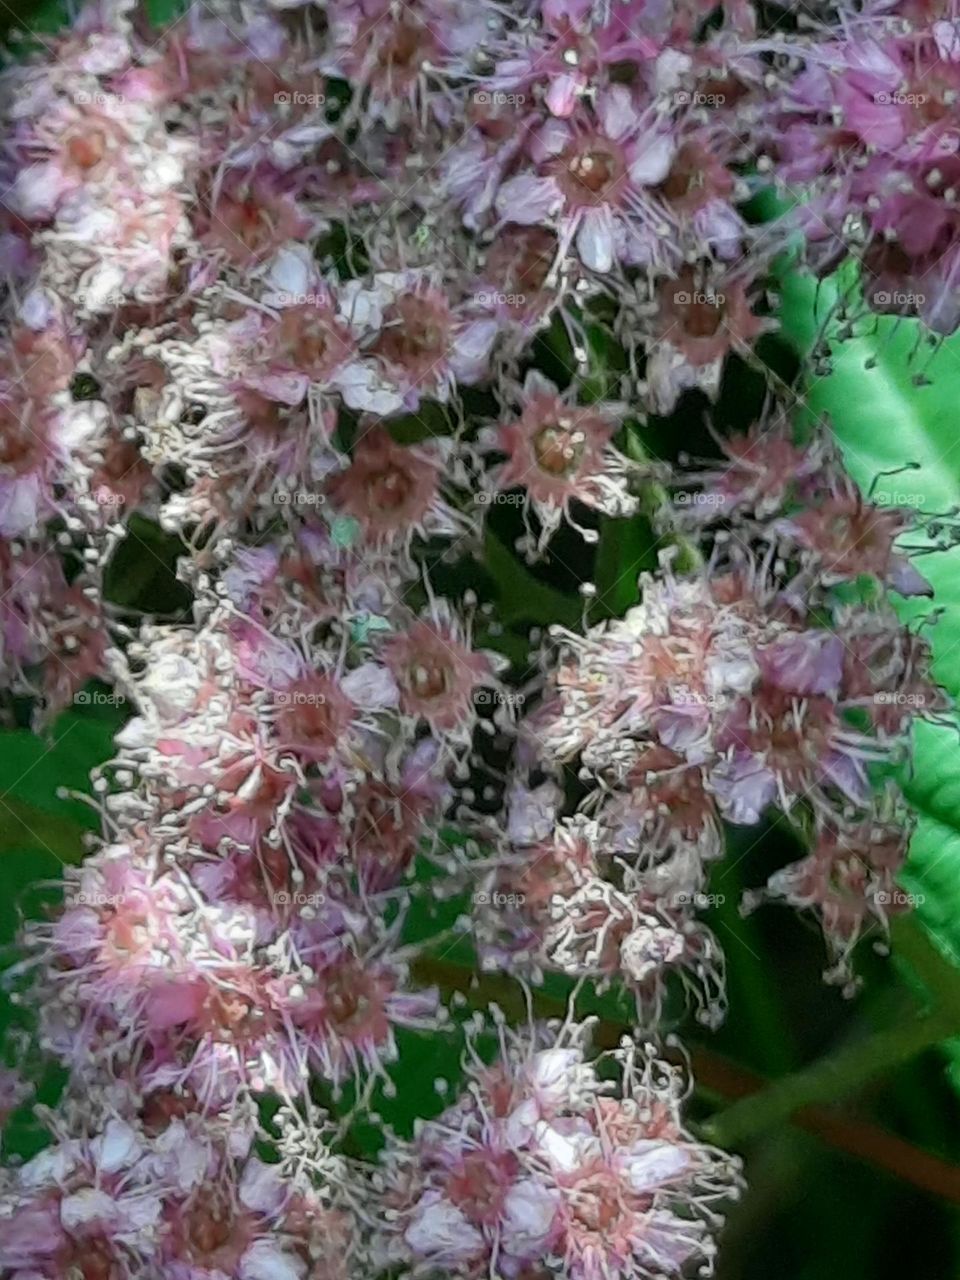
<box><xmin>483</xmin><ymin>418</ymin><xmax>946</xmax><ymax>996</ymax></box>
<box><xmin>378</xmin><ymin>1019</ymin><xmax>743</xmax><ymax>1280</ymax></box>
<box><xmin>0</xmin><ymin>1105</ymin><xmax>356</xmax><ymax>1279</ymax></box>
<box><xmin>766</xmin><ymin>7</ymin><xmax>960</xmax><ymax>332</ymax></box>
<box><xmin>0</xmin><ymin>0</ymin><xmax>952</xmax><ymax>1276</ymax></box>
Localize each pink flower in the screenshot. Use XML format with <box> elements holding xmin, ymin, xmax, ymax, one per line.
<box><xmin>486</xmin><ymin>0</ymin><xmax>657</xmax><ymax>119</ymax></box>
<box><xmin>344</xmin><ymin>744</ymin><xmax>449</xmax><ymax>891</ymax></box>
<box><xmin>487</xmin><ymin>371</ymin><xmax>639</xmax><ymax>550</ymax></box>
<box><xmin>770</xmin><ymin>27</ymin><xmax>960</xmax><ymax>330</ymax></box>
<box><xmin>325</xmin><ymin>427</ymin><xmax>470</xmax><ymax>549</ymax></box>
<box><xmin>774</xmin><ymin>494</ymin><xmax>933</xmax><ymax>597</ymax></box>
<box><xmin>0</xmin><ymin>1121</ymin><xmax>162</xmax><ymax>1278</ymax></box>
<box><xmin>200</xmin><ymin>174</ymin><xmax>320</xmax><ymax>268</ymax></box>
<box><xmin>321</xmin><ymin>0</ymin><xmax>501</xmax><ymax>127</ymax></box>
<box><xmin>243</xmin><ymin>295</ymin><xmax>359</xmax><ymax>406</ymax></box>
<box><xmin>673</xmin><ymin>423</ymin><xmax>828</xmax><ymax>522</ymax></box>
<box><xmin>645</xmin><ymin>268</ymin><xmax>771</xmax><ymax>413</ymax></box>
<box><xmin>348</xmin><ymin>272</ymin><xmax>497</xmax><ymax>412</ymax></box>
<box><xmin>473</xmin><ymin>223</ymin><xmax>564</xmax><ymax>333</ymax></box>
<box><xmin>0</xmin><ymin>322</ymin><xmax>91</xmax><ymax>535</ymax></box>
<box><xmin>7</xmin><ymin>97</ymin><xmax>133</xmax><ymax>221</ymax></box>
<box><xmin>380</xmin><ymin>609</ymin><xmax>500</xmax><ymax>734</ymax></box>
<box><xmin>271</xmin><ymin>673</ymin><xmax>359</xmax><ymax>764</ymax></box>
<box><xmin>381</xmin><ymin>1022</ymin><xmax>742</xmax><ymax>1280</ymax></box>
<box><xmin>495</xmin><ymin>87</ymin><xmax>676</xmax><ymax>272</ymax></box>
<box><xmin>744</xmin><ymin>817</ymin><xmax>913</xmax><ymax>989</ymax></box>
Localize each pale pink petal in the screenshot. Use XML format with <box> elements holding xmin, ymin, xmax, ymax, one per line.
<box><xmin>576</xmin><ymin>206</ymin><xmax>616</xmax><ymax>273</ymax></box>
<box><xmin>239</xmin><ymin>1158</ymin><xmax>288</xmax><ymax>1215</ymax></box>
<box><xmin>240</xmin><ymin>1238</ymin><xmax>306</xmax><ymax>1280</ymax></box>
<box><xmin>495</xmin><ymin>174</ymin><xmax>563</xmax><ymax>224</ymax></box>
<box><xmin>628</xmin><ymin>134</ymin><xmax>675</xmax><ymax>186</ymax></box>
<box><xmin>405</xmin><ymin>1196</ymin><xmax>484</xmax><ymax>1260</ymax></box>
<box><xmin>597</xmin><ymin>84</ymin><xmax>639</xmax><ymax>141</ymax></box>
<box><xmin>546</xmin><ymin>72</ymin><xmax>584</xmax><ymax>118</ymax></box>
<box><xmin>529</xmin><ymin>119</ymin><xmax>573</xmax><ymax>164</ymax></box>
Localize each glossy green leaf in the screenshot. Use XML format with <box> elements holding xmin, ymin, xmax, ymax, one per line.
<box><xmin>778</xmin><ymin>267</ymin><xmax>960</xmax><ymax>1061</ymax></box>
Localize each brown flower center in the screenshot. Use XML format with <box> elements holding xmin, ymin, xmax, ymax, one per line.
<box><xmin>486</xmin><ymin>226</ymin><xmax>557</xmax><ymax>298</ymax></box>
<box><xmin>683</xmin><ymin>295</ymin><xmax>725</xmax><ymax>338</ymax></box>
<box><xmin>366</xmin><ymin>464</ymin><xmax>414</xmax><ymax>512</ymax></box>
<box><xmin>278</xmin><ymin>307</ymin><xmax>349</xmax><ymax>374</ymax></box>
<box><xmin>324</xmin><ymin>966</ymin><xmax>381</xmax><ymax>1033</ymax></box>
<box><xmin>67</xmin><ymin>130</ymin><xmax>107</xmax><ymax>170</ymax></box>
<box><xmin>560</xmin><ymin>140</ymin><xmax>627</xmax><ymax>203</ymax></box>
<box><xmin>373</xmin><ymin>297</ymin><xmax>449</xmax><ymax>369</ymax></box>
<box><xmin>533</xmin><ymin>420</ymin><xmax>586</xmax><ymax>476</ymax></box>
<box><xmin>408</xmin><ymin>658</ymin><xmax>451</xmax><ymax>700</ymax></box>
<box><xmin>570</xmin><ymin>1173</ymin><xmax>627</xmax><ymax>1233</ymax></box>
<box><xmin>233</xmin><ymin>199</ymin><xmax>270</xmax><ymax>251</ymax></box>
<box><xmin>378</xmin><ymin>17</ymin><xmax>425</xmax><ymax>71</ymax></box>
<box><xmin>658</xmin><ymin>149</ymin><xmax>707</xmax><ymax>206</ymax></box>
<box><xmin>187</xmin><ymin>1198</ymin><xmax>234</xmax><ymax>1256</ymax></box>
<box><xmin>0</xmin><ymin>407</ymin><xmax>44</xmax><ymax>471</ymax></box>
<box><xmin>66</xmin><ymin>1241</ymin><xmax>116</xmax><ymax>1280</ymax></box>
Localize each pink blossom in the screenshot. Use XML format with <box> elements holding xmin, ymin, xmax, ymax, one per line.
<box><xmin>494</xmin><ymin>87</ymin><xmax>676</xmax><ymax>272</ymax></box>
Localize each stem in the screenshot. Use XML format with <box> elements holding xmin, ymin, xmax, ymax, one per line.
<box><xmin>713</xmin><ymin>830</ymin><xmax>796</xmax><ymax>1077</ymax></box>
<box><xmin>703</xmin><ymin>1008</ymin><xmax>957</xmax><ymax>1148</ymax></box>
<box><xmin>704</xmin><ymin>917</ymin><xmax>960</xmax><ymax>1149</ymax></box>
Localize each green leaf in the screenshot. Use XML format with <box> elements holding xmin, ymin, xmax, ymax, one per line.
<box><xmin>0</xmin><ymin>708</ymin><xmax>120</xmax><ymax>842</ymax></box>
<box><xmin>483</xmin><ymin>528</ymin><xmax>582</xmax><ymax>629</ymax></box>
<box><xmin>104</xmin><ymin>515</ymin><xmax>192</xmax><ymax>614</ymax></box>
<box><xmin>778</xmin><ymin>266</ymin><xmax>960</xmax><ymax>1070</ymax></box>
<box><xmin>0</xmin><ymin>709</ymin><xmax>120</xmax><ymax>1157</ymax></box>
<box><xmin>590</xmin><ymin>515</ymin><xmax>656</xmax><ymax>622</ymax></box>
<box><xmin>0</xmin><ymin>798</ymin><xmax>86</xmax><ymax>865</ymax></box>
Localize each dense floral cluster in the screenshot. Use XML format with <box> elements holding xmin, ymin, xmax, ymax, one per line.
<box><xmin>481</xmin><ymin>421</ymin><xmax>946</xmax><ymax>1000</ymax></box>
<box><xmin>378</xmin><ymin>1018</ymin><xmax>743</xmax><ymax>1280</ymax></box>
<box><xmin>0</xmin><ymin>0</ymin><xmax>953</xmax><ymax>1276</ymax></box>
<box><xmin>766</xmin><ymin>5</ymin><xmax>960</xmax><ymax>332</ymax></box>
<box><xmin>0</xmin><ymin>1096</ymin><xmax>358</xmax><ymax>1278</ymax></box>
